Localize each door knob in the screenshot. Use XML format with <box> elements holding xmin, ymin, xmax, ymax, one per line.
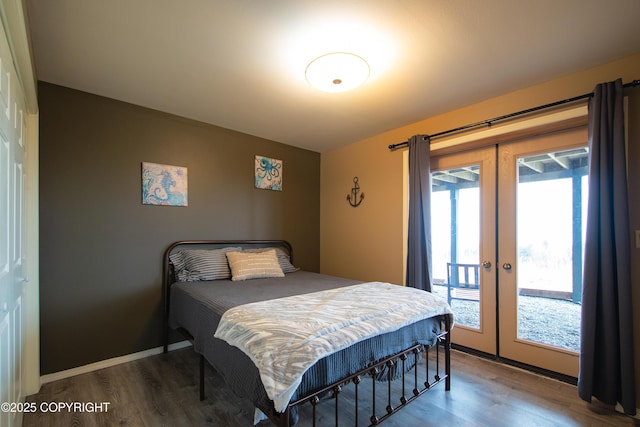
<box><xmin>481</xmin><ymin>260</ymin><xmax>491</xmax><ymax>268</ymax></box>
<box><xmin>502</xmin><ymin>263</ymin><xmax>512</xmax><ymax>270</ymax></box>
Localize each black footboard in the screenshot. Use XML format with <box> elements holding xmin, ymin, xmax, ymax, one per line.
<box><xmin>269</xmin><ymin>314</ymin><xmax>451</xmax><ymax>427</ymax></box>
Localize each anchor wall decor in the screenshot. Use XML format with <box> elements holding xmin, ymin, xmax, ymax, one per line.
<box><xmin>347</xmin><ymin>176</ymin><xmax>364</xmax><ymax>207</ymax></box>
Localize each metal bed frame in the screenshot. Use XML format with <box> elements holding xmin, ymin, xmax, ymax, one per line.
<box><xmin>162</xmin><ymin>240</ymin><xmax>451</xmax><ymax>426</ymax></box>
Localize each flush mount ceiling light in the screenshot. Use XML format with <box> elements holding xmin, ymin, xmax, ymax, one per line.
<box><xmin>305</xmin><ymin>52</ymin><xmax>370</xmax><ymax>93</ymax></box>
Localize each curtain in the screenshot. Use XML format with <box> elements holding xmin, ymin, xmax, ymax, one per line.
<box><xmin>406</xmin><ymin>135</ymin><xmax>432</xmax><ymax>291</ymax></box>
<box><xmin>578</xmin><ymin>78</ymin><xmax>636</xmax><ymax>415</ymax></box>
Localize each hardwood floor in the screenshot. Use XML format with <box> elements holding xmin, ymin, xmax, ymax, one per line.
<box><xmin>23</xmin><ymin>347</ymin><xmax>638</xmax><ymax>426</ymax></box>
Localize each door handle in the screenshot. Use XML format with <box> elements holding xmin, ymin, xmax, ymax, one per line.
<box><xmin>481</xmin><ymin>260</ymin><xmax>491</xmax><ymax>268</ymax></box>
<box><xmin>502</xmin><ymin>263</ymin><xmax>512</xmax><ymax>270</ymax></box>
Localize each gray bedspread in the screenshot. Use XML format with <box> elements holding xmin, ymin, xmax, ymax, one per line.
<box><xmin>168</xmin><ymin>271</ymin><xmax>444</xmax><ymax>422</ymax></box>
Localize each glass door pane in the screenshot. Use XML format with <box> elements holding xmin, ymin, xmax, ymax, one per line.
<box><xmin>516</xmin><ymin>147</ymin><xmax>587</xmax><ymax>352</ymax></box>
<box><xmin>431</xmin><ymin>165</ymin><xmax>481</xmax><ymax>329</ymax></box>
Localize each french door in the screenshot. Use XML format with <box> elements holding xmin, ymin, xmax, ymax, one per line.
<box><xmin>431</xmin><ymin>126</ymin><xmax>587</xmax><ymax>377</ymax></box>
<box><xmin>431</xmin><ymin>146</ymin><xmax>496</xmax><ymax>355</ymax></box>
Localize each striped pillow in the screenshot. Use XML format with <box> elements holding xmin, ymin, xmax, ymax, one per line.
<box><xmin>170</xmin><ymin>247</ymin><xmax>241</xmax><ymax>282</ymax></box>
<box><xmin>243</xmin><ymin>247</ymin><xmax>299</xmax><ymax>273</ymax></box>
<box><xmin>226</xmin><ymin>249</ymin><xmax>285</xmax><ymax>281</ymax></box>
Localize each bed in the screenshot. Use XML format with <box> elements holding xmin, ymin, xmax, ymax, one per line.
<box><xmin>163</xmin><ymin>240</ymin><xmax>453</xmax><ymax>426</ymax></box>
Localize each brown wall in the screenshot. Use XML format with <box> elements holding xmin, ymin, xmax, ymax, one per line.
<box><xmin>39</xmin><ymin>82</ymin><xmax>320</xmax><ymax>374</ymax></box>
<box><xmin>320</xmin><ymin>52</ymin><xmax>640</xmax><ymax>408</ymax></box>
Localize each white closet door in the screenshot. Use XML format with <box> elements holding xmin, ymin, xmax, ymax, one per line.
<box><xmin>0</xmin><ymin>16</ymin><xmax>27</xmax><ymax>427</ymax></box>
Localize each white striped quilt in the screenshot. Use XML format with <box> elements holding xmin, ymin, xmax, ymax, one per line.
<box><xmin>213</xmin><ymin>282</ymin><xmax>454</xmax><ymax>412</ymax></box>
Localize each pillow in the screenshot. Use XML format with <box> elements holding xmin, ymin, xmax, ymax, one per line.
<box><xmin>242</xmin><ymin>247</ymin><xmax>299</xmax><ymax>273</ymax></box>
<box><xmin>169</xmin><ymin>247</ymin><xmax>241</xmax><ymax>282</ymax></box>
<box><xmin>226</xmin><ymin>249</ymin><xmax>285</xmax><ymax>281</ymax></box>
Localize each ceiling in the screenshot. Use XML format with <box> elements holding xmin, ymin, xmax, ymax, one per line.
<box><xmin>24</xmin><ymin>0</ymin><xmax>640</xmax><ymax>153</ymax></box>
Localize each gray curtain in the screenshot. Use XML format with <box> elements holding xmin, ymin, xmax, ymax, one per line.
<box><xmin>406</xmin><ymin>135</ymin><xmax>432</xmax><ymax>291</ymax></box>
<box><xmin>578</xmin><ymin>78</ymin><xmax>636</xmax><ymax>415</ymax></box>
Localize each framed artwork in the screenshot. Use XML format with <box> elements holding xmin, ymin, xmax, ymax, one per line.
<box><xmin>255</xmin><ymin>155</ymin><xmax>282</xmax><ymax>191</ymax></box>
<box><xmin>141</xmin><ymin>162</ymin><xmax>188</xmax><ymax>206</ymax></box>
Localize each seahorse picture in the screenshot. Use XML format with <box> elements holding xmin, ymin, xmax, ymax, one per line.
<box><xmin>142</xmin><ymin>162</ymin><xmax>188</xmax><ymax>206</ymax></box>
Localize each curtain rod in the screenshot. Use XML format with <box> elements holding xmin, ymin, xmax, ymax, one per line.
<box><xmin>388</xmin><ymin>79</ymin><xmax>640</xmax><ymax>151</ymax></box>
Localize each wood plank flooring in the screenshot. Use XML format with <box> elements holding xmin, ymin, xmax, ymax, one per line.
<box><xmin>23</xmin><ymin>348</ymin><xmax>638</xmax><ymax>426</ymax></box>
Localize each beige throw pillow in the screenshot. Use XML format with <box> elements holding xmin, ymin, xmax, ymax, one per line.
<box><xmin>226</xmin><ymin>249</ymin><xmax>285</xmax><ymax>281</ymax></box>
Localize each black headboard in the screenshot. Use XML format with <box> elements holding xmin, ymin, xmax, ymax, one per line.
<box><xmin>162</xmin><ymin>240</ymin><xmax>293</xmax><ymax>351</ymax></box>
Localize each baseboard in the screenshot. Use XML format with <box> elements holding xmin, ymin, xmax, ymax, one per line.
<box><xmin>40</xmin><ymin>341</ymin><xmax>192</xmax><ymax>385</ymax></box>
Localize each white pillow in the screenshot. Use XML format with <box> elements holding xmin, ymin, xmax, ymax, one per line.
<box><xmin>226</xmin><ymin>249</ymin><xmax>285</xmax><ymax>281</ymax></box>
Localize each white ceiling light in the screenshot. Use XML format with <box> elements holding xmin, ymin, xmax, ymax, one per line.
<box><xmin>305</xmin><ymin>52</ymin><xmax>370</xmax><ymax>93</ymax></box>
